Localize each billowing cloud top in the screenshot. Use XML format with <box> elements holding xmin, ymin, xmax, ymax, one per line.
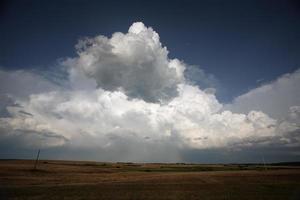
<box><xmin>0</xmin><ymin>22</ymin><xmax>299</xmax><ymax>162</ymax></box>
<box><xmin>68</xmin><ymin>22</ymin><xmax>185</xmax><ymax>102</ymax></box>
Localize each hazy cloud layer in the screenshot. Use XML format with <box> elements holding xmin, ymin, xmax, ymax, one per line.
<box><xmin>0</xmin><ymin>22</ymin><xmax>299</xmax><ymax>162</ymax></box>
<box><xmin>227</xmin><ymin>69</ymin><xmax>300</xmax><ymax>119</ymax></box>
<box><xmin>0</xmin><ymin>69</ymin><xmax>59</xmax><ymax>99</ymax></box>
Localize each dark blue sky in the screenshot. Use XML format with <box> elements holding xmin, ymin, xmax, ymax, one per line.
<box><xmin>1</xmin><ymin>0</ymin><xmax>300</xmax><ymax>102</ymax></box>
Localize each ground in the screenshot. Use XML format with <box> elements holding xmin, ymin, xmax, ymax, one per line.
<box><xmin>0</xmin><ymin>160</ymin><xmax>300</xmax><ymax>200</ymax></box>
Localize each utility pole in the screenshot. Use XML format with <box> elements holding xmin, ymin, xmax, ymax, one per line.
<box><xmin>262</xmin><ymin>155</ymin><xmax>267</xmax><ymax>171</ymax></box>
<box><xmin>34</xmin><ymin>149</ymin><xmax>40</xmax><ymax>170</ymax></box>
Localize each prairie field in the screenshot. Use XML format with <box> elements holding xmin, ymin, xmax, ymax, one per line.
<box><xmin>0</xmin><ymin>160</ymin><xmax>300</xmax><ymax>200</ymax></box>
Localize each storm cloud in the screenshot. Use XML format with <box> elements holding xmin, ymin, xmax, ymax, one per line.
<box><xmin>0</xmin><ymin>22</ymin><xmax>299</xmax><ymax>162</ymax></box>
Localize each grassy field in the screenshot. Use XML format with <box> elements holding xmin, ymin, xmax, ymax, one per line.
<box><xmin>0</xmin><ymin>160</ymin><xmax>300</xmax><ymax>200</ymax></box>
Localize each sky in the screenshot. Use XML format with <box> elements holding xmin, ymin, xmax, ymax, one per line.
<box><xmin>0</xmin><ymin>0</ymin><xmax>300</xmax><ymax>163</ymax></box>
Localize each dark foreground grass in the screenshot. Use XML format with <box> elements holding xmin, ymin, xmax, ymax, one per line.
<box><xmin>0</xmin><ymin>160</ymin><xmax>299</xmax><ymax>200</ymax></box>
<box><xmin>2</xmin><ymin>181</ymin><xmax>300</xmax><ymax>200</ymax></box>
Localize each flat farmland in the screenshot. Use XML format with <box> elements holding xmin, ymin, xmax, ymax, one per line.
<box><xmin>0</xmin><ymin>160</ymin><xmax>299</xmax><ymax>200</ymax></box>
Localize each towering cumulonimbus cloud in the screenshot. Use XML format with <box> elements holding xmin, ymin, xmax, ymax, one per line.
<box><xmin>0</xmin><ymin>22</ymin><xmax>299</xmax><ymax>162</ymax></box>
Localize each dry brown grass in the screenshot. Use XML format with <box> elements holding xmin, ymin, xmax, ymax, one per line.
<box><xmin>0</xmin><ymin>160</ymin><xmax>300</xmax><ymax>199</ymax></box>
